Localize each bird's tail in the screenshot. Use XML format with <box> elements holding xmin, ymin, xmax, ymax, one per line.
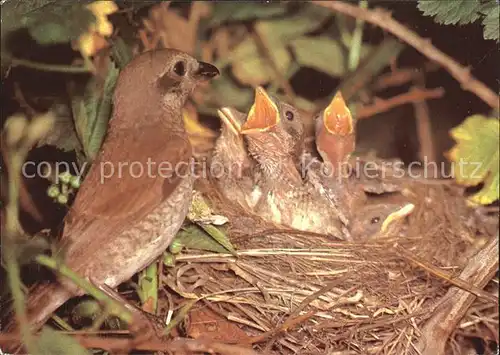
<box><xmin>5</xmin><ymin>282</ymin><xmax>72</xmax><ymax>333</ymax></box>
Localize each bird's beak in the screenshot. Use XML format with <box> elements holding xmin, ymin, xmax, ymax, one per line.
<box><xmin>380</xmin><ymin>203</ymin><xmax>415</xmax><ymax>233</ymax></box>
<box><xmin>195</xmin><ymin>61</ymin><xmax>220</xmax><ymax>80</ymax></box>
<box><xmin>217</xmin><ymin>107</ymin><xmax>243</xmax><ymax>137</ymax></box>
<box><xmin>240</xmin><ymin>87</ymin><xmax>279</xmax><ymax>134</ymax></box>
<box><xmin>322</xmin><ymin>91</ymin><xmax>353</xmax><ymax>136</ymax></box>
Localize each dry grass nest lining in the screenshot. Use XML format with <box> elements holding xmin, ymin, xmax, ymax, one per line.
<box><xmin>165</xmin><ymin>178</ymin><xmax>498</xmax><ymax>354</ymax></box>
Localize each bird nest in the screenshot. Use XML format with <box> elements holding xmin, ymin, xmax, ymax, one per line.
<box><xmin>161</xmin><ymin>177</ymin><xmax>499</xmax><ymax>354</ymax></box>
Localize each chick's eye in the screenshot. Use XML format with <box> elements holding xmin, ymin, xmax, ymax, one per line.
<box><xmin>285</xmin><ymin>111</ymin><xmax>294</xmax><ymax>121</ymax></box>
<box><xmin>370</xmin><ymin>217</ymin><xmax>380</xmax><ymax>224</ymax></box>
<box><xmin>173</xmin><ymin>61</ymin><xmax>186</xmax><ymax>76</ymax></box>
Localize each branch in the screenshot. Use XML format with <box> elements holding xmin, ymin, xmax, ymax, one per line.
<box><xmin>413</xmin><ymin>235</ymin><xmax>499</xmax><ymax>355</ymax></box>
<box><xmin>0</xmin><ymin>333</ymin><xmax>263</xmax><ymax>355</ymax></box>
<box><xmin>356</xmin><ymin>86</ymin><xmax>444</xmax><ymax>119</ymax></box>
<box><xmin>371</xmin><ymin>62</ymin><xmax>440</xmax><ymax>91</ymax></box>
<box><xmin>312</xmin><ymin>1</ymin><xmax>500</xmax><ymax>111</ymax></box>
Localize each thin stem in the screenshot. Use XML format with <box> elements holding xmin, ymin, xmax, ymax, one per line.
<box><xmin>348</xmin><ymin>0</ymin><xmax>368</xmax><ymax>71</ymax></box>
<box><xmin>10</xmin><ymin>57</ymin><xmax>92</xmax><ymax>74</ymax></box>
<box><xmin>35</xmin><ymin>255</ymin><xmax>134</xmax><ymax>324</ymax></box>
<box><xmin>4</xmin><ymin>151</ymin><xmax>38</xmax><ymax>353</ymax></box>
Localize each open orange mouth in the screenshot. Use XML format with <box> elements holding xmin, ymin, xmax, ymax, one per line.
<box><xmin>240</xmin><ymin>87</ymin><xmax>280</xmax><ymax>135</ymax></box>
<box><xmin>322</xmin><ymin>91</ymin><xmax>353</xmax><ymax>136</ymax></box>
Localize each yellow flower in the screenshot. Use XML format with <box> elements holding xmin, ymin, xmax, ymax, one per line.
<box><xmin>76</xmin><ymin>1</ymin><xmax>118</xmax><ymax>57</ymax></box>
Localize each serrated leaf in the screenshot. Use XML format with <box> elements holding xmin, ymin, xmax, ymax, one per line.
<box><xmin>446</xmin><ymin>115</ymin><xmax>499</xmax><ymax>205</ymax></box>
<box><xmin>417</xmin><ymin>0</ymin><xmax>482</xmax><ymax>25</ymax></box>
<box><xmin>290</xmin><ymin>36</ymin><xmax>346</xmax><ymax>77</ymax></box>
<box><xmin>176</xmin><ymin>225</ymin><xmax>233</xmax><ymax>254</ymax></box>
<box><xmin>36</xmin><ymin>326</ymin><xmax>90</xmax><ymax>355</ymax></box>
<box><xmin>208</xmin><ymin>2</ymin><xmax>287</xmax><ymax>27</ymax></box>
<box><xmin>482</xmin><ymin>4</ymin><xmax>499</xmax><ymax>41</ymax></box>
<box><xmin>73</xmin><ymin>60</ymin><xmax>119</xmax><ymax>162</ymax></box>
<box><xmin>24</xmin><ymin>3</ymin><xmax>96</xmax><ymax>45</ymax></box>
<box><xmin>1</xmin><ymin>0</ymin><xmax>56</xmax><ymax>38</ymax></box>
<box><xmin>36</xmin><ymin>104</ymin><xmax>81</xmax><ymax>152</ymax></box>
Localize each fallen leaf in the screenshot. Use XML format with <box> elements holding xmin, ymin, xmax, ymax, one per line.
<box><xmin>176</xmin><ymin>225</ymin><xmax>234</xmax><ymax>255</ymax></box>
<box><xmin>36</xmin><ymin>326</ymin><xmax>90</xmax><ymax>355</ymax></box>
<box><xmin>446</xmin><ymin>114</ymin><xmax>499</xmax><ymax>205</ymax></box>
<box><xmin>187</xmin><ymin>307</ymin><xmax>252</xmax><ymax>344</ymax></box>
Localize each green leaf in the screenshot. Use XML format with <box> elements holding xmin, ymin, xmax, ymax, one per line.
<box><xmin>482</xmin><ymin>4</ymin><xmax>499</xmax><ymax>41</ymax></box>
<box><xmin>447</xmin><ymin>115</ymin><xmax>499</xmax><ymax>205</ymax></box>
<box><xmin>290</xmin><ymin>36</ymin><xmax>346</xmax><ymax>77</ymax></box>
<box><xmin>110</xmin><ymin>37</ymin><xmax>134</xmax><ymax>69</ymax></box>
<box><xmin>176</xmin><ymin>225</ymin><xmax>235</xmax><ymax>254</ymax></box>
<box><xmin>208</xmin><ymin>2</ymin><xmax>287</xmax><ymax>27</ymax></box>
<box><xmin>199</xmin><ymin>224</ymin><xmax>237</xmax><ymax>256</ymax></box>
<box><xmin>1</xmin><ymin>0</ymin><xmax>56</xmax><ymax>38</ymax></box>
<box><xmin>417</xmin><ymin>0</ymin><xmax>482</xmax><ymax>25</ymax></box>
<box><xmin>23</xmin><ymin>3</ymin><xmax>95</xmax><ymax>45</ymax></box>
<box><xmin>254</xmin><ymin>4</ymin><xmax>331</xmax><ymax>46</ymax></box>
<box><xmin>72</xmin><ymin>60</ymin><xmax>119</xmax><ymax>162</ymax></box>
<box><xmin>36</xmin><ymin>104</ymin><xmax>82</xmax><ymax>152</ymax></box>
<box><xmin>211</xmin><ymin>71</ymin><xmax>254</xmax><ymax>110</ymax></box>
<box><xmin>230</xmin><ymin>37</ymin><xmax>291</xmax><ymax>86</ymax></box>
<box><xmin>36</xmin><ymin>326</ymin><xmax>90</xmax><ymax>355</ymax></box>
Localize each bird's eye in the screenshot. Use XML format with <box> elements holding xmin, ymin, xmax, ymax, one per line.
<box><xmin>173</xmin><ymin>61</ymin><xmax>186</xmax><ymax>76</ymax></box>
<box><xmin>285</xmin><ymin>110</ymin><xmax>294</xmax><ymax>121</ymax></box>
<box><xmin>370</xmin><ymin>217</ymin><xmax>380</xmax><ymax>224</ymax></box>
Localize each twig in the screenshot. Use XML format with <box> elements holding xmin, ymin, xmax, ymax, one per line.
<box><xmin>312</xmin><ymin>1</ymin><xmax>500</xmax><ymax>111</ymax></box>
<box><xmin>335</xmin><ymin>38</ymin><xmax>405</xmax><ymax>102</ymax></box>
<box><xmin>1</xmin><ymin>145</ymin><xmax>44</xmax><ymax>223</ymax></box>
<box><xmin>372</xmin><ymin>62</ymin><xmax>440</xmax><ymax>91</ymax></box>
<box><xmin>356</xmin><ymin>86</ymin><xmax>444</xmax><ymax>119</ymax></box>
<box><xmin>414</xmin><ymin>235</ymin><xmax>499</xmax><ymax>355</ymax></box>
<box><xmin>35</xmin><ymin>255</ymin><xmax>135</xmax><ymax>324</ymax></box>
<box><xmin>413</xmin><ymin>84</ymin><xmax>436</xmax><ymax>163</ymax></box>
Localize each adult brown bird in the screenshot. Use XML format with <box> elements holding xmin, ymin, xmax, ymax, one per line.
<box><xmin>8</xmin><ymin>49</ymin><xmax>219</xmax><ymax>331</ymax></box>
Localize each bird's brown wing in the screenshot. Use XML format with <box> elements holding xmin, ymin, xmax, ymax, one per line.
<box><xmin>61</xmin><ymin>122</ymin><xmax>192</xmax><ymax>246</ymax></box>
